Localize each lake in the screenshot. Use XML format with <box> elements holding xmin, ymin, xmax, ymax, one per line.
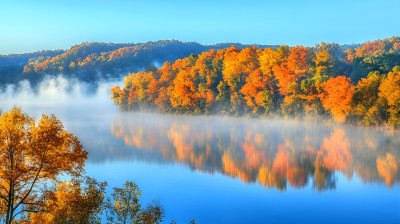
<box><xmin>2</xmin><ymin>85</ymin><xmax>400</xmax><ymax>224</ymax></box>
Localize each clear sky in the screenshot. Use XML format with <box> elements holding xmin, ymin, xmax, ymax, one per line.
<box><xmin>1</xmin><ymin>0</ymin><xmax>399</xmax><ymax>54</ymax></box>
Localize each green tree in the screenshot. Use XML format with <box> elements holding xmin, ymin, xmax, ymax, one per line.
<box><xmin>216</xmin><ymin>81</ymin><xmax>230</xmax><ymax>112</ymax></box>
<box><xmin>106</xmin><ymin>181</ymin><xmax>164</xmax><ymax>224</ymax></box>
<box><xmin>353</xmin><ymin>71</ymin><xmax>384</xmax><ymax>126</ymax></box>
<box><xmin>188</xmin><ymin>53</ymin><xmax>198</xmax><ymax>66</ymax></box>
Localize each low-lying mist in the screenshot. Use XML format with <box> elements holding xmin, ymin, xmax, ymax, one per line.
<box><xmin>1</xmin><ymin>76</ymin><xmax>399</xmax><ymax>189</ymax></box>
<box><xmin>0</xmin><ymin>74</ymin><xmax>121</xmax><ymax>117</ymax></box>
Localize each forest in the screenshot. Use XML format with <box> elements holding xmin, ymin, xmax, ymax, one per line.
<box><xmin>110</xmin><ymin>37</ymin><xmax>400</xmax><ymax>128</ymax></box>
<box><xmin>0</xmin><ymin>40</ymin><xmax>277</xmax><ymax>88</ymax></box>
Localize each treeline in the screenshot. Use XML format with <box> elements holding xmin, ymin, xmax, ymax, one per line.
<box><xmin>0</xmin><ymin>50</ymin><xmax>65</xmax><ymax>85</ymax></box>
<box><xmin>0</xmin><ymin>50</ymin><xmax>65</xmax><ymax>67</ymax></box>
<box><xmin>0</xmin><ymin>40</ymin><xmax>278</xmax><ymax>88</ymax></box>
<box><xmin>110</xmin><ymin>37</ymin><xmax>400</xmax><ymax>128</ymax></box>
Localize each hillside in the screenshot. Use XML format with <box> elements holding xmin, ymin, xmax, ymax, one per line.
<box><xmin>0</xmin><ymin>40</ymin><xmax>279</xmax><ymax>87</ymax></box>
<box><xmin>110</xmin><ymin>37</ymin><xmax>400</xmax><ymax>127</ymax></box>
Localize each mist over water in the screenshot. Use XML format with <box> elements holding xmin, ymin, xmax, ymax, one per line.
<box><xmin>1</xmin><ymin>77</ymin><xmax>400</xmax><ymax>223</ymax></box>
<box><xmin>0</xmin><ymin>75</ymin><xmax>120</xmax><ymax>117</ymax></box>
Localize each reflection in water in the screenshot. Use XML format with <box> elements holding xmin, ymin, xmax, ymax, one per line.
<box><xmin>377</xmin><ymin>153</ymin><xmax>398</xmax><ymax>186</ymax></box>
<box><xmin>97</xmin><ymin>114</ymin><xmax>400</xmax><ymax>190</ymax></box>
<box><xmin>318</xmin><ymin>129</ymin><xmax>352</xmax><ymax>172</ymax></box>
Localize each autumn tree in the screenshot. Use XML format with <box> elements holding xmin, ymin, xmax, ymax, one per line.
<box><xmin>378</xmin><ymin>68</ymin><xmax>400</xmax><ymax>127</ymax></box>
<box><xmin>124</xmin><ymin>72</ymin><xmax>156</xmax><ymax>110</ymax></box>
<box><xmin>222</xmin><ymin>46</ymin><xmax>259</xmax><ymax>112</ymax></box>
<box><xmin>281</xmin><ymin>82</ymin><xmax>305</xmax><ymax>118</ymax></box>
<box><xmin>27</xmin><ymin>177</ymin><xmax>107</xmax><ymax>224</ymax></box>
<box><xmin>25</xmin><ymin>177</ymin><xmax>167</xmax><ymax>224</ymax></box>
<box><xmin>111</xmin><ymin>86</ymin><xmax>128</xmax><ymax>111</ymax></box>
<box><xmin>354</xmin><ymin>40</ymin><xmax>386</xmax><ymax>58</ymax></box>
<box><xmin>136</xmin><ymin>201</ymin><xmax>164</xmax><ymax>224</ymax></box>
<box><xmin>277</xmin><ymin>45</ymin><xmax>289</xmax><ymax>60</ymax></box>
<box><xmin>153</xmin><ymin>62</ymin><xmax>174</xmax><ymax>112</ymax></box>
<box><xmin>273</xmin><ymin>46</ymin><xmax>309</xmax><ymax>96</ymax></box>
<box><xmin>299</xmin><ymin>77</ymin><xmax>325</xmax><ymax>117</ymax></box>
<box><xmin>170</xmin><ymin>69</ymin><xmax>199</xmax><ymax>112</ymax></box>
<box><xmin>158</xmin><ymin>62</ymin><xmax>174</xmax><ymax>86</ymax></box>
<box><xmin>314</xmin><ymin>42</ymin><xmax>340</xmax><ymax>79</ymax></box>
<box><xmin>106</xmin><ymin>181</ymin><xmax>164</xmax><ymax>224</ymax></box>
<box><xmin>0</xmin><ymin>107</ymin><xmax>87</xmax><ymax>224</ymax></box>
<box><xmin>321</xmin><ymin>76</ymin><xmax>355</xmax><ymax>122</ymax></box>
<box><xmin>258</xmin><ymin>48</ymin><xmax>281</xmax><ymax>78</ymax></box>
<box><xmin>240</xmin><ymin>69</ymin><xmax>269</xmax><ymax>113</ymax></box>
<box><xmin>353</xmin><ymin>71</ymin><xmax>384</xmax><ymax>126</ymax></box>
<box><xmin>314</xmin><ymin>49</ymin><xmax>333</xmax><ymax>81</ymax></box>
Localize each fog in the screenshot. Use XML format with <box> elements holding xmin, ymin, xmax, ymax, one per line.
<box><xmin>0</xmin><ymin>75</ymin><xmax>120</xmax><ymax>118</ymax></box>
<box><xmin>1</xmin><ymin>76</ymin><xmax>399</xmax><ymax>190</ymax></box>
<box><xmin>1</xmin><ymin>75</ymin><xmax>400</xmax><ymax>223</ymax></box>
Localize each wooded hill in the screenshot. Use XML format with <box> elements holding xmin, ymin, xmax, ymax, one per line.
<box><xmin>110</xmin><ymin>37</ymin><xmax>400</xmax><ymax>128</ymax></box>
<box><xmin>0</xmin><ymin>40</ymin><xmax>278</xmax><ymax>87</ymax></box>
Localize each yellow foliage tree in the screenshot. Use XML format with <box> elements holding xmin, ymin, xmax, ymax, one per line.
<box><xmin>0</xmin><ymin>107</ymin><xmax>87</xmax><ymax>224</ymax></box>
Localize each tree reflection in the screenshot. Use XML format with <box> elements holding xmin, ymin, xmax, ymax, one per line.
<box><xmin>313</xmin><ymin>166</ymin><xmax>336</xmax><ymax>191</ymax></box>
<box><xmin>107</xmin><ymin>115</ymin><xmax>400</xmax><ymax>191</ymax></box>
<box><xmin>376</xmin><ymin>153</ymin><xmax>398</xmax><ymax>187</ymax></box>
<box><xmin>317</xmin><ymin>129</ymin><xmax>352</xmax><ymax>172</ymax></box>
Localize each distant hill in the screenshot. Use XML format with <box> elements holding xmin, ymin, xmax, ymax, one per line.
<box><xmin>0</xmin><ymin>50</ymin><xmax>65</xmax><ymax>67</ymax></box>
<box><xmin>0</xmin><ymin>40</ymin><xmax>279</xmax><ymax>87</ymax></box>
<box><xmin>0</xmin><ymin>38</ymin><xmax>399</xmax><ymax>89</ymax></box>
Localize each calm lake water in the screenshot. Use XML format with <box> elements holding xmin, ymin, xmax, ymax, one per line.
<box><xmin>3</xmin><ymin>90</ymin><xmax>400</xmax><ymax>224</ymax></box>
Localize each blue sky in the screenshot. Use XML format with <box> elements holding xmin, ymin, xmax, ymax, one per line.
<box><xmin>0</xmin><ymin>0</ymin><xmax>399</xmax><ymax>54</ymax></box>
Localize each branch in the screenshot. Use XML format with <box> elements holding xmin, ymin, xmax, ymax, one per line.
<box><xmin>13</xmin><ymin>161</ymin><xmax>44</xmax><ymax>212</ymax></box>
<box><xmin>20</xmin><ymin>201</ymin><xmax>39</xmax><ymax>206</ymax></box>
<box><xmin>0</xmin><ymin>194</ymin><xmax>9</xmax><ymax>203</ymax></box>
<box><xmin>13</xmin><ymin>134</ymin><xmax>52</xmax><ymax>212</ymax></box>
<box><xmin>0</xmin><ymin>184</ymin><xmax>9</xmax><ymax>194</ymax></box>
<box><xmin>12</xmin><ymin>208</ymin><xmax>39</xmax><ymax>220</ymax></box>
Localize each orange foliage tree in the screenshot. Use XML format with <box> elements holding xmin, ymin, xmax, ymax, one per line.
<box><xmin>273</xmin><ymin>46</ymin><xmax>309</xmax><ymax>96</ymax></box>
<box><xmin>240</xmin><ymin>69</ymin><xmax>270</xmax><ymax>113</ymax></box>
<box><xmin>321</xmin><ymin>76</ymin><xmax>355</xmax><ymax>122</ymax></box>
<box><xmin>0</xmin><ymin>107</ymin><xmax>87</xmax><ymax>224</ymax></box>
